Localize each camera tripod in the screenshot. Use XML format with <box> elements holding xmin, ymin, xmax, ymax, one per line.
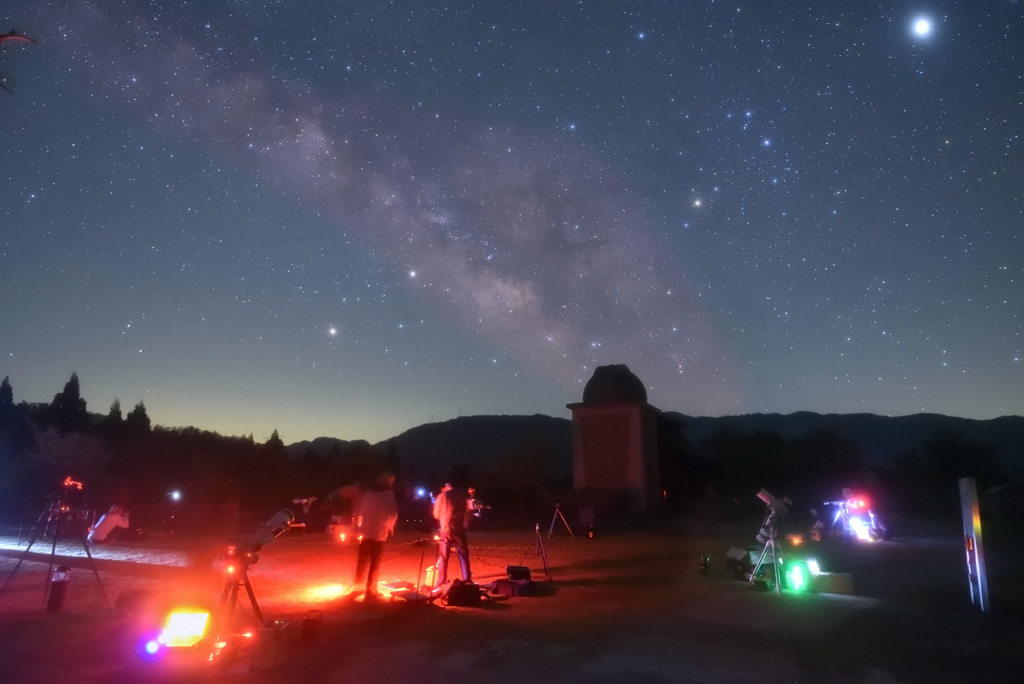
<box><xmin>0</xmin><ymin>491</ymin><xmax>110</xmax><ymax>608</ymax></box>
<box><xmin>520</xmin><ymin>523</ymin><xmax>553</xmax><ymax>581</ymax></box>
<box><xmin>547</xmin><ymin>503</ymin><xmax>574</xmax><ymax>538</ymax></box>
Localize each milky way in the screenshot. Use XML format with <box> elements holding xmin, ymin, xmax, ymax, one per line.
<box><xmin>2</xmin><ymin>1</ymin><xmax>1020</xmax><ymax>441</ymax></box>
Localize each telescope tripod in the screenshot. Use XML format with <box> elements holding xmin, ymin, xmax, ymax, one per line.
<box><xmin>415</xmin><ymin>538</ymin><xmax>438</xmax><ymax>591</ymax></box>
<box><xmin>217</xmin><ymin>555</ymin><xmax>265</xmax><ymax>633</ymax></box>
<box><xmin>521</xmin><ymin>523</ymin><xmax>553</xmax><ymax>581</ymax></box>
<box><xmin>0</xmin><ymin>495</ymin><xmax>109</xmax><ymax>608</ymax></box>
<box><xmin>748</xmin><ymin>526</ymin><xmax>783</xmax><ymax>596</ymax></box>
<box><xmin>548</xmin><ymin>503</ymin><xmax>574</xmax><ymax>538</ymax></box>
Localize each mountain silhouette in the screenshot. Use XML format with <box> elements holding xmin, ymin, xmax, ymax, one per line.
<box><xmin>288</xmin><ymin>411</ymin><xmax>1024</xmax><ymax>480</ymax></box>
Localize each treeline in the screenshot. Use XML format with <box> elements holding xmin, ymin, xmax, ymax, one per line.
<box><xmin>669</xmin><ymin>421</ymin><xmax>1008</xmax><ymax>519</ymax></box>
<box><xmin>0</xmin><ymin>373</ymin><xmax>397</xmax><ymax>526</ymax></box>
<box><xmin>1</xmin><ymin>372</ymin><xmax>1012</xmax><ymax>529</ymax></box>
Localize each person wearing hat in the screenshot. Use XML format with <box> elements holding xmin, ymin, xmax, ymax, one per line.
<box><xmin>432</xmin><ymin>481</ymin><xmax>472</xmax><ymax>589</ymax></box>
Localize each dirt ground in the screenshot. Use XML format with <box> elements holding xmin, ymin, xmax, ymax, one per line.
<box><xmin>2</xmin><ymin>515</ymin><xmax>1023</xmax><ymax>683</ymax></box>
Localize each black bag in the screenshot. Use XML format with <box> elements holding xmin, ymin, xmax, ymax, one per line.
<box><xmin>443</xmin><ymin>579</ymin><xmax>482</xmax><ymax>606</ymax></box>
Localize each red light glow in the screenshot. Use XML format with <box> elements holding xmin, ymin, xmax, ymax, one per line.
<box><xmin>300</xmin><ymin>583</ymin><xmax>347</xmax><ymax>603</ymax></box>
<box><xmin>848</xmin><ymin>496</ymin><xmax>869</xmax><ymax>510</ymax></box>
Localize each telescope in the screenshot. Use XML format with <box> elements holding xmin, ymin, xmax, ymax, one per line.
<box><xmin>138</xmin><ymin>509</ymin><xmax>295</xmax><ymax>667</ymax></box>
<box><xmin>224</xmin><ymin>509</ymin><xmax>295</xmax><ymax>567</ymax></box>
<box><xmin>755</xmin><ymin>489</ymin><xmax>790</xmax><ymax>543</ymax></box>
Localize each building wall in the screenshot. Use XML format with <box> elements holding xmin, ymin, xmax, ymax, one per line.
<box><xmin>569</xmin><ymin>401</ymin><xmax>661</xmax><ymax>513</ymax></box>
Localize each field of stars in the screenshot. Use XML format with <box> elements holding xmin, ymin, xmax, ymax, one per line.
<box><xmin>1</xmin><ymin>1</ymin><xmax>1020</xmax><ymax>442</ymax></box>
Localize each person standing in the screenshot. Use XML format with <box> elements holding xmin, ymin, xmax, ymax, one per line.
<box><xmin>432</xmin><ymin>482</ymin><xmax>472</xmax><ymax>589</ymax></box>
<box><xmin>353</xmin><ymin>472</ymin><xmax>398</xmax><ymax>600</ymax></box>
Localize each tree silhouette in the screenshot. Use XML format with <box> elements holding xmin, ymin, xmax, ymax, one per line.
<box><xmin>27</xmin><ymin>425</ymin><xmax>111</xmax><ymax>486</ymax></box>
<box><xmin>922</xmin><ymin>429</ymin><xmax>1002</xmax><ymax>483</ymax></box>
<box><xmin>125</xmin><ymin>401</ymin><xmax>151</xmax><ymax>432</ymax></box>
<box><xmin>50</xmin><ymin>372</ymin><xmax>90</xmax><ymax>433</ymax></box>
<box><xmin>480</xmin><ymin>438</ymin><xmax>552</xmax><ymax>508</ymax></box>
<box><xmin>0</xmin><ymin>376</ymin><xmax>12</xmax><ymax>408</ymax></box>
<box><xmin>789</xmin><ymin>426</ymin><xmax>866</xmax><ymax>497</ymax></box>
<box><xmin>702</xmin><ymin>426</ymin><xmax>788</xmax><ymax>499</ymax></box>
<box><xmin>265</xmin><ymin>429</ymin><xmax>286</xmax><ymax>454</ymax></box>
<box><xmin>0</xmin><ymin>375</ymin><xmax>33</xmax><ymax>517</ymax></box>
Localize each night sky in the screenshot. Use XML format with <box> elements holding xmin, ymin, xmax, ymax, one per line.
<box><xmin>2</xmin><ymin>1</ymin><xmax>1021</xmax><ymax>444</ymax></box>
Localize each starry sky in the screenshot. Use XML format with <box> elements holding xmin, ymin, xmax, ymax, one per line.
<box><xmin>2</xmin><ymin>1</ymin><xmax>1021</xmax><ymax>444</ymax></box>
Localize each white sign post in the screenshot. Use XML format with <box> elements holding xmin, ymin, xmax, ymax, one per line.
<box><xmin>958</xmin><ymin>477</ymin><xmax>989</xmax><ymax>612</ymax></box>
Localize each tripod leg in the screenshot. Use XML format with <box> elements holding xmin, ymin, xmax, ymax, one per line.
<box><xmin>242</xmin><ymin>575</ymin><xmax>263</xmax><ymax>625</ymax></box>
<box><xmin>73</xmin><ymin>518</ymin><xmax>111</xmax><ymax>608</ymax></box>
<box><xmin>749</xmin><ymin>541</ymin><xmax>771</xmax><ymax>585</ymax></box>
<box><xmin>548</xmin><ymin>509</ymin><xmax>559</xmax><ymax>537</ymax></box>
<box><xmin>218</xmin><ymin>578</ymin><xmax>238</xmax><ymax>616</ymax></box>
<box><xmin>213</xmin><ymin>580</ymin><xmax>234</xmax><ymax>642</ymax></box>
<box><xmin>0</xmin><ymin>515</ymin><xmax>46</xmax><ymax>597</ymax></box>
<box><xmin>772</xmin><ymin>541</ymin><xmax>782</xmax><ymax>596</ymax></box>
<box><xmin>535</xmin><ymin>531</ymin><xmax>553</xmax><ymax>581</ymax></box>
<box><xmin>43</xmin><ymin>522</ymin><xmax>60</xmax><ymax>606</ymax></box>
<box><xmin>558</xmin><ymin>510</ymin><xmax>574</xmax><ymax>537</ymax></box>
<box><xmin>416</xmin><ymin>544</ymin><xmax>426</xmax><ymax>593</ymax></box>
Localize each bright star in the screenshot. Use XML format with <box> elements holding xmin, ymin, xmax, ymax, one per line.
<box><xmin>912</xmin><ymin>17</ymin><xmax>933</xmax><ymax>38</ymax></box>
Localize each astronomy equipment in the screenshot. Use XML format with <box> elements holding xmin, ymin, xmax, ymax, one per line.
<box><xmin>747</xmin><ymin>488</ymin><xmax>790</xmax><ymax>595</ymax></box>
<box><xmin>519</xmin><ymin>522</ymin><xmax>553</xmax><ymax>582</ymax></box>
<box><xmin>136</xmin><ymin>508</ymin><xmax>295</xmax><ymax>666</ymax></box>
<box><xmin>467</xmin><ymin>487</ymin><xmax>491</xmax><ymax>518</ymax></box>
<box><xmin>547</xmin><ymin>502</ymin><xmax>574</xmax><ymax>538</ymax></box>
<box><xmin>0</xmin><ymin>476</ymin><xmax>110</xmax><ymax>609</ymax></box>
<box><xmin>88</xmin><ymin>505</ymin><xmax>131</xmax><ymax>543</ymax></box>
<box><xmin>824</xmin><ymin>489</ymin><xmax>888</xmax><ymax>541</ymax></box>
<box><xmin>214</xmin><ymin>508</ymin><xmax>294</xmax><ymax>625</ymax></box>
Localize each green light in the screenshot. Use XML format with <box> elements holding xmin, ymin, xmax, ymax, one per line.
<box><xmin>786</xmin><ymin>562</ymin><xmax>807</xmax><ymax>591</ymax></box>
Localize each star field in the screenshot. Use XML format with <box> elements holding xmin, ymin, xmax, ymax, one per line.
<box><xmin>1</xmin><ymin>1</ymin><xmax>1021</xmax><ymax>443</ymax></box>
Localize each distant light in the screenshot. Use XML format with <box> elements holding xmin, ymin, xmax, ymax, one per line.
<box><xmin>169</xmin><ymin>490</ymin><xmax>182</xmax><ymax>502</ymax></box>
<box><xmin>912</xmin><ymin>17</ymin><xmax>932</xmax><ymax>37</ymax></box>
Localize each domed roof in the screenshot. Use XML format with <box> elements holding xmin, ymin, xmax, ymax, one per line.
<box><xmin>582</xmin><ymin>364</ymin><xmax>648</xmax><ymax>403</ymax></box>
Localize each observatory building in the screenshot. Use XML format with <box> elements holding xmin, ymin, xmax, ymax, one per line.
<box><xmin>566</xmin><ymin>364</ymin><xmax>662</xmax><ymax>514</ymax></box>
